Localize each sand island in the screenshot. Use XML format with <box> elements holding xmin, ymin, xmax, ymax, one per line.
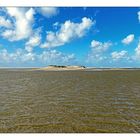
<box><xmin>36</xmin><ymin>65</ymin><xmax>86</xmax><ymax>71</ymax></box>
<box><xmin>32</xmin><ymin>65</ymin><xmax>140</xmax><ymax>71</ymax></box>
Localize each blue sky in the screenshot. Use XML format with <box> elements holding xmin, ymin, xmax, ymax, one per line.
<box><xmin>0</xmin><ymin>7</ymin><xmax>140</xmax><ymax>67</ymax></box>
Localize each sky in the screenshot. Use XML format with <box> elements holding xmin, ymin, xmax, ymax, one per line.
<box><xmin>0</xmin><ymin>7</ymin><xmax>140</xmax><ymax>67</ymax></box>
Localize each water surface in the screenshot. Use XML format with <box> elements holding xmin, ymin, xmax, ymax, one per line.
<box><xmin>0</xmin><ymin>69</ymin><xmax>140</xmax><ymax>132</ymax></box>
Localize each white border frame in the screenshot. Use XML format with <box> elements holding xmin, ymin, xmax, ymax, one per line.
<box><xmin>0</xmin><ymin>0</ymin><xmax>140</xmax><ymax>140</ymax></box>
<box><xmin>0</xmin><ymin>0</ymin><xmax>140</xmax><ymax>7</ymax></box>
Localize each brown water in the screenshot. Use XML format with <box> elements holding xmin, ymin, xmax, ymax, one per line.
<box><xmin>0</xmin><ymin>69</ymin><xmax>140</xmax><ymax>133</ymax></box>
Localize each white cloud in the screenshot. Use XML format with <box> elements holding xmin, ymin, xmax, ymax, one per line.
<box><xmin>21</xmin><ymin>52</ymin><xmax>36</xmax><ymax>62</ymax></box>
<box><xmin>0</xmin><ymin>49</ymin><xmax>11</xmax><ymax>62</ymax></box>
<box><xmin>41</xmin><ymin>17</ymin><xmax>95</xmax><ymax>48</ymax></box>
<box><xmin>1</xmin><ymin>7</ymin><xmax>35</xmax><ymax>41</ymax></box>
<box><xmin>25</xmin><ymin>30</ymin><xmax>41</xmax><ymax>52</ymax></box>
<box><xmin>91</xmin><ymin>40</ymin><xmax>112</xmax><ymax>53</ymax></box>
<box><xmin>53</xmin><ymin>22</ymin><xmax>59</xmax><ymax>27</ymax></box>
<box><xmin>122</xmin><ymin>34</ymin><xmax>134</xmax><ymax>45</ymax></box>
<box><xmin>0</xmin><ymin>49</ymin><xmax>36</xmax><ymax>63</ymax></box>
<box><xmin>39</xmin><ymin>50</ymin><xmax>76</xmax><ymax>65</ymax></box>
<box><xmin>135</xmin><ymin>41</ymin><xmax>140</xmax><ymax>59</ymax></box>
<box><xmin>37</xmin><ymin>7</ymin><xmax>59</xmax><ymax>18</ymax></box>
<box><xmin>53</xmin><ymin>22</ymin><xmax>59</xmax><ymax>29</ymax></box>
<box><xmin>0</xmin><ymin>48</ymin><xmax>76</xmax><ymax>66</ymax></box>
<box><xmin>0</xmin><ymin>16</ymin><xmax>12</xmax><ymax>28</ymax></box>
<box><xmin>138</xmin><ymin>11</ymin><xmax>140</xmax><ymax>23</ymax></box>
<box><xmin>111</xmin><ymin>50</ymin><xmax>128</xmax><ymax>61</ymax></box>
<box><xmin>87</xmin><ymin>53</ymin><xmax>108</xmax><ymax>63</ymax></box>
<box><xmin>87</xmin><ymin>40</ymin><xmax>112</xmax><ymax>63</ymax></box>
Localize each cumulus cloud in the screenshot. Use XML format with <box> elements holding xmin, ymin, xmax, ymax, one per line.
<box><xmin>111</xmin><ymin>50</ymin><xmax>128</xmax><ymax>61</ymax></box>
<box><xmin>138</xmin><ymin>11</ymin><xmax>140</xmax><ymax>23</ymax></box>
<box><xmin>41</xmin><ymin>17</ymin><xmax>95</xmax><ymax>48</ymax></box>
<box><xmin>87</xmin><ymin>40</ymin><xmax>112</xmax><ymax>63</ymax></box>
<box><xmin>37</xmin><ymin>7</ymin><xmax>59</xmax><ymax>18</ymax></box>
<box><xmin>0</xmin><ymin>49</ymin><xmax>36</xmax><ymax>63</ymax></box>
<box><xmin>91</xmin><ymin>40</ymin><xmax>112</xmax><ymax>53</ymax></box>
<box><xmin>0</xmin><ymin>48</ymin><xmax>76</xmax><ymax>67</ymax></box>
<box><xmin>122</xmin><ymin>34</ymin><xmax>134</xmax><ymax>45</ymax></box>
<box><xmin>87</xmin><ymin>54</ymin><xmax>108</xmax><ymax>63</ymax></box>
<box><xmin>0</xmin><ymin>16</ymin><xmax>12</xmax><ymax>28</ymax></box>
<box><xmin>39</xmin><ymin>50</ymin><xmax>76</xmax><ymax>65</ymax></box>
<box><xmin>0</xmin><ymin>49</ymin><xmax>11</xmax><ymax>62</ymax></box>
<box><xmin>21</xmin><ymin>52</ymin><xmax>36</xmax><ymax>62</ymax></box>
<box><xmin>135</xmin><ymin>41</ymin><xmax>140</xmax><ymax>59</ymax></box>
<box><xmin>53</xmin><ymin>22</ymin><xmax>59</xmax><ymax>29</ymax></box>
<box><xmin>25</xmin><ymin>29</ymin><xmax>41</xmax><ymax>52</ymax></box>
<box><xmin>1</xmin><ymin>7</ymin><xmax>35</xmax><ymax>41</ymax></box>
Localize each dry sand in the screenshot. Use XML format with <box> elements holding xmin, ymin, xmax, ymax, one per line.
<box><xmin>27</xmin><ymin>66</ymin><xmax>140</xmax><ymax>72</ymax></box>
<box><xmin>36</xmin><ymin>66</ymin><xmax>86</xmax><ymax>71</ymax></box>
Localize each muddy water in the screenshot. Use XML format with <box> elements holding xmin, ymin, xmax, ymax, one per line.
<box><xmin>0</xmin><ymin>69</ymin><xmax>140</xmax><ymax>132</ymax></box>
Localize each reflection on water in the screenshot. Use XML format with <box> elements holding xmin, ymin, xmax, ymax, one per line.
<box><xmin>0</xmin><ymin>70</ymin><xmax>140</xmax><ymax>132</ymax></box>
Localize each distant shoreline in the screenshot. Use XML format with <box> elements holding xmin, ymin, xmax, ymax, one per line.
<box><xmin>0</xmin><ymin>66</ymin><xmax>140</xmax><ymax>71</ymax></box>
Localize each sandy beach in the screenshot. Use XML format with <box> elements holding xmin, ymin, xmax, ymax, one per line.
<box><xmin>35</xmin><ymin>65</ymin><xmax>86</xmax><ymax>71</ymax></box>
<box><xmin>30</xmin><ymin>65</ymin><xmax>140</xmax><ymax>72</ymax></box>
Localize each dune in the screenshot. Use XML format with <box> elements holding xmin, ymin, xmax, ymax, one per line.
<box><xmin>36</xmin><ymin>65</ymin><xmax>86</xmax><ymax>71</ymax></box>
<box><xmin>30</xmin><ymin>66</ymin><xmax>138</xmax><ymax>72</ymax></box>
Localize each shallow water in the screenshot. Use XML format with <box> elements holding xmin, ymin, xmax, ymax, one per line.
<box><xmin>0</xmin><ymin>69</ymin><xmax>140</xmax><ymax>133</ymax></box>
